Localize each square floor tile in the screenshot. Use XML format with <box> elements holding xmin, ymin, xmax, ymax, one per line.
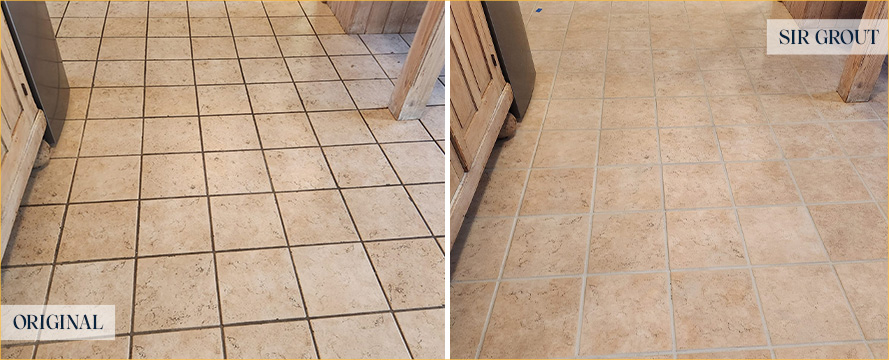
<box><xmin>341</xmin><ymin>186</ymin><xmax>429</xmax><ymax>240</ymax></box>
<box><xmin>297</xmin><ymin>81</ymin><xmax>356</xmax><ymax>111</ymax></box>
<box><xmin>663</xmin><ymin>164</ymin><xmax>732</xmax><ymax>209</ymax></box>
<box><xmin>70</xmin><ymin>156</ymin><xmax>141</xmax><ymax>202</ymax></box>
<box><xmin>308</xmin><ymin>110</ymin><xmax>374</xmax><ymax>145</ymax></box>
<box><xmin>148</xmin><ymin>1</ymin><xmax>188</xmax><ymax>17</ymax></box>
<box><xmin>552</xmin><ymin>72</ymin><xmax>604</xmax><ymax>99</ymax></box>
<box><xmin>588</xmin><ymin>212</ymin><xmax>665</xmax><ymax>273</ymax></box>
<box><xmin>93</xmin><ymin>60</ymin><xmax>144</xmax><ymax>87</ymax></box>
<box><xmin>852</xmin><ymin>157</ymin><xmax>888</xmax><ymax>202</ymax></box>
<box><xmin>709</xmin><ymin>96</ymin><xmax>767</xmax><ymax>125</ymax></box>
<box><xmin>406</xmin><ymin>184</ymin><xmax>445</xmax><ymax>236</ymax></box>
<box><xmin>774</xmin><ymin>344</ymin><xmax>872</xmax><ymax>359</ymax></box>
<box><xmin>480</xmin><ymin>278</ymin><xmax>581</xmax><ymax>358</ymax></box>
<box><xmin>88</xmin><ymin>87</ymin><xmax>143</xmax><ymax>118</ymax></box>
<box><xmin>62</xmin><ymin>61</ymin><xmax>96</xmax><ymax>88</ymax></box>
<box><xmin>652</xmin><ymin>49</ymin><xmax>698</xmax><ymax>73</ymax></box>
<box><xmin>521</xmin><ymin>168</ymin><xmax>595</xmax><ymax>215</ymax></box>
<box><xmin>562</xmin><ymin>50</ymin><xmax>607</xmax><ymax>73</ymax></box>
<box><xmin>217</xmin><ymin>248</ymin><xmax>304</xmax><ymax>323</ymax></box>
<box><xmin>103</xmin><ymin>18</ymin><xmax>147</xmax><ymax>37</ymax></box>
<box><xmin>604</xmin><ymin>72</ymin><xmax>654</xmax><ymax>97</ymax></box>
<box><xmin>345</xmin><ymin>79</ymin><xmax>395</xmax><ymax>109</ymax></box>
<box><xmin>143</xmin><ymin>117</ymin><xmax>202</xmax><ymax>153</ymax></box>
<box><xmin>276</xmin><ymin>190</ymin><xmax>358</xmax><ymax>245</ymax></box>
<box><xmin>772</xmin><ymin>123</ymin><xmax>844</xmax><ymax>159</ymax></box>
<box><xmin>291</xmin><ymin>243</ymin><xmax>388</xmax><ymax>316</ymax></box>
<box><xmin>831</xmin><ymin>121</ymin><xmax>889</xmax><ymax>157</ymax></box>
<box><xmin>809</xmin><ymin>203</ymin><xmax>888</xmax><ymax>261</ymax></box>
<box><xmin>580</xmin><ymin>273</ymin><xmax>672</xmax><ymax>355</ymax></box>
<box><xmin>240</xmin><ymin>58</ymin><xmax>291</xmax><ymax>83</ymax></box>
<box><xmin>269</xmin><ymin>17</ymin><xmax>313</xmax><ymax>35</ymax></box>
<box><xmin>141</xmin><ymin>153</ymin><xmax>206</xmax><ymax>198</ymax></box>
<box><xmin>749</xmin><ymin>68</ymin><xmax>806</xmax><ymax>94</ymax></box>
<box><xmin>360</xmin><ymin>34</ymin><xmax>410</xmax><ymax>54</ymax></box>
<box><xmin>325</xmin><ymin>145</ymin><xmax>399</xmax><ymax>187</ymax></box>
<box><xmin>450</xmin><ymin>282</ymin><xmax>496</xmax><ymax>358</ymax></box>
<box><xmin>737</xmin><ymin>206</ymin><xmax>826</xmax><ymax>265</ymax></box>
<box><xmin>247</xmin><ymin>83</ymin><xmax>304</xmax><ymax>113</ymax></box>
<box><xmin>467</xmin><ymin>169</ymin><xmax>527</xmax><ymax>217</ymax></box>
<box><xmin>265</xmin><ymin>148</ymin><xmax>335</xmax><ymax>191</ymax></box>
<box><xmin>146</xmin><ymin>38</ymin><xmax>191</xmax><ymax>60</ymax></box>
<box><xmin>66</xmin><ymin>88</ymin><xmax>91</xmax><ymax>119</ymax></box>
<box><xmin>5</xmin><ymin>205</ymin><xmax>65</xmax><ymax>266</ymax></box>
<box><xmin>656</xmin><ymin>97</ymin><xmax>711</xmax><ymax>127</ymax></box>
<box><xmin>223</xmin><ymin>321</ymin><xmax>316</xmax><ymax>359</ymax></box>
<box><xmin>716</xmin><ymin>126</ymin><xmax>781</xmax><ymax>161</ymax></box>
<box><xmin>35</xmin><ymin>338</ymin><xmax>129</xmax><ymax>359</ymax></box>
<box><xmin>254</xmin><ymin>113</ymin><xmax>318</xmax><ymax>148</ymax></box>
<box><xmin>286</xmin><ymin>56</ymin><xmax>339</xmax><ymax>82</ymax></box>
<box><xmin>810</xmin><ymin>92</ymin><xmax>879</xmax><ymax>121</ymax></box>
<box><xmin>533</xmin><ymin>131</ymin><xmax>598</xmax><ymax>168</ymax></box>
<box><xmin>79</xmin><ymin>119</ymin><xmax>142</xmax><ymax>156</ymax></box>
<box><xmin>210</xmin><ymin>194</ymin><xmax>287</xmax><ymax>250</ymax></box>
<box><xmin>132</xmin><ymin>328</ymin><xmax>223</xmax><ymax>359</ymax></box>
<box><xmin>133</xmin><ymin>254</ymin><xmax>219</xmax><ymax>331</ymax></box>
<box><xmin>57</xmin><ymin>38</ymin><xmax>102</xmax><ymax>61</ymax></box>
<box><xmin>229</xmin><ymin>17</ymin><xmax>273</xmax><ymax>36</ymax></box>
<box><xmin>725</xmin><ymin>161</ymin><xmax>800</xmax><ymax>206</ymax></box>
<box><xmin>790</xmin><ymin>159</ymin><xmax>872</xmax><ymax>203</ymax></box>
<box><xmin>65</xmin><ymin>1</ymin><xmax>109</xmax><ymax>17</ymax></box>
<box><xmin>189</xmin><ymin>17</ymin><xmax>231</xmax><ymax>36</ymax></box>
<box><xmin>594</xmin><ymin>165</ymin><xmax>663</xmax><ymax>211</ymax></box>
<box><xmin>601</xmin><ymin>98</ymin><xmax>654</xmax><ymax>128</ymax></box>
<box><xmin>51</xmin><ymin>120</ymin><xmax>84</xmax><ymax>158</ymax></box>
<box><xmin>396</xmin><ymin>309</ymin><xmax>445</xmax><ymax>359</ymax></box>
<box><xmin>194</xmin><ymin>59</ymin><xmax>243</xmax><ymax>85</ymax></box>
<box><xmin>363</xmin><ymin>108</ymin><xmax>432</xmax><ymax>142</ymax></box>
<box><xmin>98</xmin><ymin>38</ymin><xmax>146</xmax><ymax>60</ymax></box>
<box><xmin>331</xmin><ymin>55</ymin><xmax>387</xmax><ymax>80</ymax></box>
<box><xmin>147</xmin><ymin>17</ymin><xmax>188</xmax><ymax>37</ymax></box>
<box><xmin>598</xmin><ymin>129</ymin><xmax>659</xmax><ymax>165</ymax></box>
<box><xmin>318</xmin><ymin>34</ymin><xmax>369</xmax><ymax>55</ymax></box>
<box><xmin>200</xmin><ymin>114</ymin><xmax>261</xmax><ymax>151</ymax></box>
<box><xmin>312</xmin><ymin>314</ymin><xmax>409</xmax><ymax>359</ymax></box>
<box><xmin>21</xmin><ymin>159</ymin><xmax>76</xmax><ymax>205</ymax></box>
<box><xmin>197</xmin><ymin>85</ymin><xmax>252</xmax><ymax>115</ymax></box>
<box><xmin>145</xmin><ymin>60</ymin><xmax>194</xmax><ymax>86</ymax></box>
<box><xmin>759</xmin><ymin>94</ymin><xmax>822</xmax><ymax>123</ymax></box>
<box><xmin>57</xmin><ymin>202</ymin><xmax>137</xmax><ymax>262</ymax></box>
<box><xmin>1</xmin><ymin>265</ymin><xmax>51</xmax><ymax>305</ymax></box>
<box><xmin>659</xmin><ymin>127</ymin><xmax>720</xmax><ymax>163</ymax></box>
<box><xmin>234</xmin><ymin>36</ymin><xmax>281</xmax><ymax>58</ymax></box>
<box><xmin>754</xmin><ymin>265</ymin><xmax>861</xmax><ymax>344</ymax></box>
<box><xmin>667</xmin><ymin>210</ymin><xmax>747</xmax><ymax>268</ymax></box>
<box><xmin>366</xmin><ymin>239</ymin><xmax>444</xmax><ymax>309</ymax></box>
<box><xmin>451</xmin><ymin>217</ymin><xmax>512</xmax><ymax>281</ymax></box>
<box><xmin>834</xmin><ymin>261</ymin><xmax>887</xmax><ymax>340</ymax></box>
<box><xmin>672</xmin><ymin>269</ymin><xmax>767</xmax><ymax>349</ymax></box>
<box><xmin>204</xmin><ymin>151</ymin><xmax>271</xmax><ymax>195</ymax></box>
<box><xmin>488</xmin><ymin>131</ymin><xmax>537</xmax><ymax>169</ymax></box>
<box><xmin>544</xmin><ymin>99</ymin><xmax>602</xmax><ymax>130</ymax></box>
<box><xmin>145</xmin><ymin>86</ymin><xmax>199</xmax><ymax>117</ymax></box>
<box><xmin>139</xmin><ymin>197</ymin><xmax>212</xmax><ymax>256</ymax></box>
<box><xmin>381</xmin><ymin>142</ymin><xmax>445</xmax><ymax>183</ymax></box>
<box><xmin>265</xmin><ymin>2</ymin><xmax>304</xmax><ymax>17</ymax></box>
<box><xmin>278</xmin><ymin>35</ymin><xmax>327</xmax><ymax>57</ymax></box>
<box><xmin>48</xmin><ymin>260</ymin><xmax>134</xmax><ymax>334</ymax></box>
<box><xmin>703</xmin><ymin>70</ymin><xmax>754</xmax><ymax>95</ymax></box>
<box><xmin>504</xmin><ymin>215</ymin><xmax>589</xmax><ymax>277</ymax></box>
<box><xmin>192</xmin><ymin>37</ymin><xmax>238</xmax><ymax>59</ymax></box>
<box><xmin>654</xmin><ymin>71</ymin><xmax>706</xmax><ymax>96</ymax></box>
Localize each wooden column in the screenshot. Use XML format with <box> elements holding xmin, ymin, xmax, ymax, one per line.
<box><xmin>388</xmin><ymin>2</ymin><xmax>445</xmax><ymax>120</ymax></box>
<box><xmin>837</xmin><ymin>1</ymin><xmax>888</xmax><ymax>102</ymax></box>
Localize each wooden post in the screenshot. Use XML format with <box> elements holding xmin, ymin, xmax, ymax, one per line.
<box><xmin>388</xmin><ymin>1</ymin><xmax>445</xmax><ymax>120</ymax></box>
<box><xmin>837</xmin><ymin>1</ymin><xmax>888</xmax><ymax>102</ymax></box>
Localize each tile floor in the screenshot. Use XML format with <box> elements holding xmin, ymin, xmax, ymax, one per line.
<box><xmin>451</xmin><ymin>1</ymin><xmax>888</xmax><ymax>359</ymax></box>
<box><xmin>1</xmin><ymin>1</ymin><xmax>446</xmax><ymax>358</ymax></box>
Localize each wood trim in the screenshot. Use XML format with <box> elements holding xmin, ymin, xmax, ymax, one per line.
<box><xmin>330</xmin><ymin>1</ymin><xmax>428</xmax><ymax>34</ymax></box>
<box><xmin>449</xmin><ymin>84</ymin><xmax>513</xmax><ymax>246</ymax></box>
<box><xmin>1</xmin><ymin>110</ymin><xmax>46</xmax><ymax>256</ymax></box>
<box><xmin>389</xmin><ymin>1</ymin><xmax>445</xmax><ymax>120</ymax></box>
<box><xmin>837</xmin><ymin>1</ymin><xmax>888</xmax><ymax>102</ymax></box>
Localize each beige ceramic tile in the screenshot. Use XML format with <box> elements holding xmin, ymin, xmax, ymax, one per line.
<box><xmin>488</xmin><ymin>131</ymin><xmax>537</xmax><ymax>168</ymax></box>
<box><xmin>672</xmin><ymin>269</ymin><xmax>767</xmax><ymax>349</ymax></box>
<box><xmin>98</xmin><ymin>38</ymin><xmax>146</xmax><ymax>60</ymax></box>
<box><xmin>709</xmin><ymin>96</ymin><xmax>768</xmax><ymax>125</ymax></box>
<box><xmin>652</xmin><ymin>49</ymin><xmax>698</xmax><ymax>73</ymax></box>
<box><xmin>189</xmin><ymin>17</ymin><xmax>232</xmax><ymax>36</ymax></box>
<box><xmin>725</xmin><ymin>161</ymin><xmax>800</xmax><ymax>206</ymax></box>
<box><xmin>331</xmin><ymin>55</ymin><xmax>388</xmax><ymax>80</ymax></box>
<box><xmin>533</xmin><ymin>131</ymin><xmax>598</xmax><ymax>168</ymax></box>
<box><xmin>852</xmin><ymin>157</ymin><xmax>888</xmax><ymax>202</ymax></box>
<box><xmin>269</xmin><ymin>17</ymin><xmax>313</xmax><ymax>36</ymax></box>
<box><xmin>210</xmin><ymin>194</ymin><xmax>287</xmax><ymax>250</ymax></box>
<box><xmin>809</xmin><ymin>203</ymin><xmax>888</xmax><ymax>261</ymax></box>
<box><xmin>598</xmin><ymin>129</ymin><xmax>659</xmax><ymax>165</ymax></box>
<box><xmin>5</xmin><ymin>205</ymin><xmax>64</xmax><ymax>266</ymax></box>
<box><xmin>789</xmin><ymin>159</ymin><xmax>872</xmax><ymax>203</ymax></box>
<box><xmin>192</xmin><ymin>37</ymin><xmax>239</xmax><ymax>59</ymax></box>
<box><xmin>312</xmin><ymin>313</ymin><xmax>409</xmax><ymax>359</ymax></box>
<box><xmin>80</xmin><ymin>119</ymin><xmax>143</xmax><ymax>157</ymax></box>
<box><xmin>831</xmin><ymin>121</ymin><xmax>889</xmax><ymax>157</ymax></box>
<box><xmin>870</xmin><ymin>342</ymin><xmax>889</xmax><ymax>359</ymax></box>
<box><xmin>276</xmin><ymin>190</ymin><xmax>359</xmax><ymax>245</ymax></box>
<box><xmin>834</xmin><ymin>261</ymin><xmax>888</xmax><ymax>340</ymax></box>
<box><xmin>396</xmin><ymin>309</ymin><xmax>445</xmax><ymax>359</ymax></box>
<box><xmin>703</xmin><ymin>70</ymin><xmax>754</xmax><ymax>95</ymax></box>
<box><xmin>140</xmin><ymin>153</ymin><xmax>206</xmax><ymax>198</ymax></box>
<box><xmin>147</xmin><ymin>17</ymin><xmax>188</xmax><ymax>37</ymax></box>
<box><xmin>588</xmin><ymin>212</ymin><xmax>666</xmax><ymax>273</ymax></box>
<box><xmin>65</xmin><ymin>88</ymin><xmax>91</xmax><ymax>119</ymax></box>
<box><xmin>480</xmin><ymin>278</ymin><xmax>581</xmax><ymax>358</ymax></box>
<box><xmin>87</xmin><ymin>87</ymin><xmax>143</xmax><ymax>118</ymax></box>
<box><xmin>297</xmin><ymin>81</ymin><xmax>356</xmax><ymax>111</ymax></box>
<box><xmin>62</xmin><ymin>61</ymin><xmax>96</xmax><ymax>88</ymax></box>
<box><xmin>737</xmin><ymin>206</ymin><xmax>826</xmax><ymax>265</ymax></box>
<box><xmin>145</xmin><ymin>60</ymin><xmax>194</xmax><ymax>86</ymax></box>
<box><xmin>450</xmin><ymin>282</ymin><xmax>495</xmax><ymax>359</ymax></box>
<box><xmin>341</xmin><ymin>186</ymin><xmax>429</xmax><ymax>240</ymax></box>
<box><xmin>132</xmin><ymin>328</ymin><xmax>223</xmax><ymax>359</ymax></box>
<box><xmin>754</xmin><ymin>265</ymin><xmax>861</xmax><ymax>344</ymax></box>
<box><xmin>265</xmin><ymin>148</ymin><xmax>335</xmax><ymax>191</ymax></box>
<box><xmin>139</xmin><ymin>197</ymin><xmax>212</xmax><ymax>256</ymax></box>
<box><xmin>224</xmin><ymin>321</ymin><xmax>317</xmax><ymax>359</ymax></box>
<box><xmin>451</xmin><ymin>217</ymin><xmax>511</xmax><ymax>281</ymax></box>
<box><xmin>233</xmin><ymin>36</ymin><xmax>281</xmax><ymax>58</ymax></box>
<box><xmin>200</xmin><ymin>115</ymin><xmax>260</xmax><ymax>151</ymax></box>
<box><xmin>308</xmin><ymin>16</ymin><xmax>345</xmax><ymax>35</ymax></box>
<box><xmin>291</xmin><ymin>243</ymin><xmax>388</xmax><ymax>316</ymax></box>
<box><xmin>57</xmin><ymin>38</ymin><xmax>101</xmax><ymax>61</ymax></box>
<box><xmin>217</xmin><ymin>248</ymin><xmax>305</xmax><ymax>323</ymax></box>
<box><xmin>325</xmin><ymin>145</ymin><xmax>398</xmax><ymax>187</ymax></box>
<box><xmin>21</xmin><ymin>159</ymin><xmax>76</xmax><ymax>205</ymax></box>
<box><xmin>145</xmin><ymin>85</ymin><xmax>198</xmax><ymax>117</ymax></box>
<box><xmin>345</xmin><ymin>79</ymin><xmax>395</xmax><ymax>109</ymax></box>
<box><xmin>285</xmin><ymin>57</ymin><xmax>339</xmax><ymax>82</ymax></box>
<box><xmin>759</xmin><ymin>94</ymin><xmax>822</xmax><ymax>123</ymax></box>
<box><xmin>240</xmin><ymin>58</ymin><xmax>291</xmax><ymax>83</ymax></box>
<box><xmin>362</xmin><ymin>109</ymin><xmax>432</xmax><ymax>142</ymax></box>
<box><xmin>147</xmin><ymin>1</ymin><xmax>187</xmax><ymax>17</ymax></box>
<box><xmin>716</xmin><ymin>126</ymin><xmax>781</xmax><ymax>161</ymax></box>
<box><xmin>580</xmin><ymin>273</ymin><xmax>672</xmax><ymax>355</ymax></box>
<box><xmin>51</xmin><ymin>120</ymin><xmax>84</xmax><ymax>158</ymax></box>
<box><xmin>279</xmin><ymin>35</ymin><xmax>327</xmax><ymax>57</ymax></box>
<box><xmin>772</xmin><ymin>123</ymin><xmax>844</xmax><ymax>159</ymax></box>
<box><xmin>606</xmin><ymin>50</ymin><xmax>651</xmax><ymax>74</ymax></box>
<box><xmin>543</xmin><ymin>99</ymin><xmax>601</xmax><ymax>130</ymax></box>
<box><xmin>604</xmin><ymin>72</ymin><xmax>654</xmax><ymax>97</ymax></box>
<box><xmin>521</xmin><ymin>168</ymin><xmax>595</xmax><ymax>215</ymax></box>
<box><xmin>229</xmin><ymin>17</ymin><xmax>273</xmax><ymax>36</ymax></box>
<box><xmin>254</xmin><ymin>113</ymin><xmax>318</xmax><ymax>148</ymax></box>
<box><xmin>601</xmin><ymin>98</ymin><xmax>655</xmax><ymax>128</ymax></box>
<box><xmin>667</xmin><ymin>210</ymin><xmax>747</xmax><ymax>268</ymax></box>
<box><xmin>103</xmin><ymin>18</ymin><xmax>147</xmax><ymax>37</ymax></box>
<box><xmin>197</xmin><ymin>85</ymin><xmax>252</xmax><ymax>115</ymax></box>
<box><xmin>48</xmin><ymin>260</ymin><xmax>134</xmax><ymax>334</ymax></box>
<box><xmin>382</xmin><ymin>141</ymin><xmax>445</xmax><ymax>183</ymax></box>
<box><xmin>663</xmin><ymin>164</ymin><xmax>732</xmax><ymax>209</ymax></box>
<box><xmin>307</xmin><ymin>110</ymin><xmax>375</xmax><ymax>146</ymax></box>
<box><xmin>1</xmin><ymin>265</ymin><xmax>51</xmax><ymax>305</ymax></box>
<box><xmin>552</xmin><ymin>72</ymin><xmax>605</xmax><ymax>99</ymax></box>
<box><xmin>69</xmin><ymin>156</ymin><xmax>141</xmax><ymax>202</ymax></box>
<box><xmin>654</xmin><ymin>71</ymin><xmax>706</xmax><ymax>97</ymax></box>
<box><xmin>775</xmin><ymin>344</ymin><xmax>874</xmax><ymax>359</ymax></box>
<box><xmin>194</xmin><ymin>59</ymin><xmax>243</xmax><ymax>85</ymax></box>
<box><xmin>467</xmin><ymin>169</ymin><xmax>527</xmax><ymax>217</ymax></box>
<box><xmin>504</xmin><ymin>215</ymin><xmax>589</xmax><ymax>277</ymax></box>
<box><xmin>318</xmin><ymin>34</ymin><xmax>369</xmax><ymax>55</ymax></box>
<box><xmin>811</xmin><ymin>92</ymin><xmax>879</xmax><ymax>121</ymax></box>
<box><xmin>366</xmin><ymin>239</ymin><xmax>445</xmax><ymax>309</ymax></box>
<box><xmin>133</xmin><ymin>254</ymin><xmax>220</xmax><ymax>331</ymax></box>
<box><xmin>35</xmin><ymin>338</ymin><xmax>130</xmax><ymax>359</ymax></box>
<box><xmin>143</xmin><ymin>117</ymin><xmax>202</xmax><ymax>153</ymax></box>
<box><xmin>656</xmin><ymin>96</ymin><xmax>711</xmax><ymax>127</ymax></box>
<box><xmin>204</xmin><ymin>151</ymin><xmax>271</xmax><ymax>195</ymax></box>
<box><xmin>248</xmin><ymin>83</ymin><xmax>304</xmax><ymax>113</ymax></box>
<box><xmin>93</xmin><ymin>60</ymin><xmax>144</xmax><ymax>87</ymax></box>
<box><xmin>108</xmin><ymin>1</ymin><xmax>147</xmax><ymax>17</ymax></box>
<box><xmin>146</xmin><ymin>38</ymin><xmax>192</xmax><ymax>60</ymax></box>
<box><xmin>594</xmin><ymin>166</ymin><xmax>663</xmax><ymax>211</ymax></box>
<box><xmin>659</xmin><ymin>127</ymin><xmax>720</xmax><ymax>163</ymax></box>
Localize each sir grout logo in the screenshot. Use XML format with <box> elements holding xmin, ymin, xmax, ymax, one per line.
<box><xmin>1</xmin><ymin>305</ymin><xmax>115</xmax><ymax>341</ymax></box>
<box><xmin>767</xmin><ymin>19</ymin><xmax>889</xmax><ymax>55</ymax></box>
